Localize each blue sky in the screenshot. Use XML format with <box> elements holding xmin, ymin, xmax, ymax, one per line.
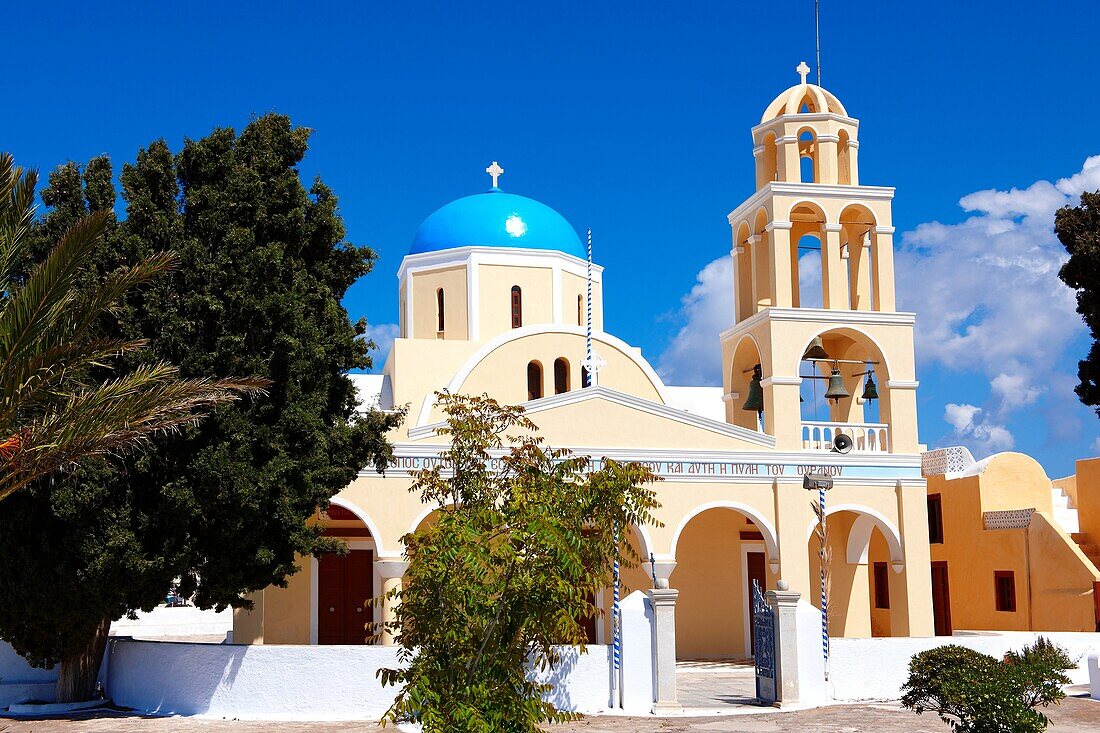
<box><xmin>8</xmin><ymin>1</ymin><xmax>1099</xmax><ymax>476</ymax></box>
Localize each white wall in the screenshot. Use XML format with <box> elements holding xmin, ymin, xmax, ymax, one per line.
<box><xmin>829</xmin><ymin>632</ymin><xmax>1100</xmax><ymax>701</ymax></box>
<box><xmin>618</xmin><ymin>590</ymin><xmax>655</xmax><ymax>714</ymax></box>
<box><xmin>111</xmin><ymin>606</ymin><xmax>232</xmax><ymax>639</ymax></box>
<box><xmin>106</xmin><ymin>639</ymin><xmax>611</xmax><ymax>720</ymax></box>
<box><xmin>0</xmin><ymin>640</ymin><xmax>57</xmax><ymax>706</ymax></box>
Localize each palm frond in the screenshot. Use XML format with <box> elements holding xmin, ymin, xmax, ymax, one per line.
<box><xmin>0</xmin><ymin>363</ymin><xmax>267</xmax><ymax>502</ymax></box>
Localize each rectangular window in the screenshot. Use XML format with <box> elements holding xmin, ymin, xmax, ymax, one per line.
<box><xmin>873</xmin><ymin>562</ymin><xmax>890</xmax><ymax>609</ymax></box>
<box><xmin>927</xmin><ymin>494</ymin><xmax>944</xmax><ymax>544</ymax></box>
<box><xmin>994</xmin><ymin>571</ymin><xmax>1016</xmax><ymax>612</ymax></box>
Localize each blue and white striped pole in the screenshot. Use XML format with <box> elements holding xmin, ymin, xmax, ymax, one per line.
<box><xmin>611</xmin><ymin>522</ymin><xmax>622</xmax><ymax>707</ymax></box>
<box><xmin>819</xmin><ymin>485</ymin><xmax>830</xmax><ymax>681</ymax></box>
<box><xmin>585</xmin><ymin>228</ymin><xmax>593</xmax><ymax>387</ymax></box>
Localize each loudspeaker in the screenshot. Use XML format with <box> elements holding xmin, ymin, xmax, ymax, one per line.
<box><xmin>832</xmin><ymin>433</ymin><xmax>853</xmax><ymax>454</ymax></box>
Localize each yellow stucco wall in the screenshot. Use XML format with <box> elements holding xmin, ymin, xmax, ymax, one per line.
<box><xmin>445</xmin><ymin>332</ymin><xmax>663</xmax><ymax>417</ymax></box>
<box><xmin>411</xmin><ymin>266</ymin><xmax>468</xmax><ymax>340</ymax></box>
<box><xmin>1074</xmin><ymin>457</ymin><xmax>1100</xmax><ymax>542</ymax></box>
<box><xmin>929</xmin><ymin>453</ymin><xmax>1099</xmax><ymax>632</ymax></box>
<box><xmin>478</xmin><ymin>264</ymin><xmax>553</xmax><ymax>336</ymax></box>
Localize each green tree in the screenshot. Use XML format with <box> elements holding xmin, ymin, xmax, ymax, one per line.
<box><xmin>0</xmin><ymin>115</ymin><xmax>402</xmax><ymax>702</ymax></box>
<box><xmin>901</xmin><ymin>638</ymin><xmax>1073</xmax><ymax>732</ymax></box>
<box><xmin>379</xmin><ymin>392</ymin><xmax>660</xmax><ymax>732</ymax></box>
<box><xmin>0</xmin><ymin>153</ymin><xmax>263</xmax><ymax>501</ymax></box>
<box><xmin>1056</xmin><ymin>191</ymin><xmax>1100</xmax><ymax>416</ymax></box>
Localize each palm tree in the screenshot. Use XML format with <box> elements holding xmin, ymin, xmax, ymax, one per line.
<box><xmin>0</xmin><ymin>153</ymin><xmax>265</xmax><ymax>503</ymax></box>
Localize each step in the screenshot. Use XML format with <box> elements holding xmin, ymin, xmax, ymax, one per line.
<box><xmin>1050</xmin><ymin>487</ymin><xmax>1081</xmax><ymax>534</ymax></box>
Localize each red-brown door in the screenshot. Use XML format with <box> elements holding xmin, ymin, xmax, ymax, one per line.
<box><xmin>747</xmin><ymin>551</ymin><xmax>766</xmax><ymax>656</ymax></box>
<box><xmin>931</xmin><ymin>561</ymin><xmax>952</xmax><ymax>636</ymax></box>
<box><xmin>317</xmin><ymin>549</ymin><xmax>374</xmax><ymax>644</ymax></box>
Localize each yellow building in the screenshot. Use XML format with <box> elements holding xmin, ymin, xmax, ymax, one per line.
<box><xmin>236</xmin><ymin>64</ymin><xmax>939</xmax><ymax>657</ymax></box>
<box><xmin>919</xmin><ymin>450</ymin><xmax>1100</xmax><ymax>635</ymax></box>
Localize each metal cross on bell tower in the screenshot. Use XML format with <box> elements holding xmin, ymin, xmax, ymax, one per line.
<box><xmin>485</xmin><ymin>161</ymin><xmax>504</xmax><ymax>188</ymax></box>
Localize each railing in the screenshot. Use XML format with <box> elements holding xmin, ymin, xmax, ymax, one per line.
<box><xmin>801</xmin><ymin>421</ymin><xmax>890</xmax><ymax>453</ymax></box>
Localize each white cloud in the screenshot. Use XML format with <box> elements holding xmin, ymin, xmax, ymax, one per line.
<box><xmin>361</xmin><ymin>322</ymin><xmax>399</xmax><ymax>371</ymax></box>
<box><xmin>989</xmin><ymin>372</ymin><xmax>1045</xmax><ymax>412</ymax></box>
<box><xmin>656</xmin><ymin>256</ymin><xmax>732</xmax><ymax>385</ymax></box>
<box><xmin>944</xmin><ymin>403</ymin><xmax>982</xmax><ymax>433</ymax></box>
<box><xmin>942</xmin><ymin>403</ymin><xmax>1015</xmax><ymax>455</ymax></box>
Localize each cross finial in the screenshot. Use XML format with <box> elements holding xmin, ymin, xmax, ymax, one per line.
<box><xmin>797</xmin><ymin>61</ymin><xmax>811</xmax><ymax>85</ymax></box>
<box><xmin>485</xmin><ymin>161</ymin><xmax>504</xmax><ymax>188</ymax></box>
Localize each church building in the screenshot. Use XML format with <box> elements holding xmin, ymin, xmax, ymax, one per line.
<box><xmin>234</xmin><ymin>64</ymin><xmax>939</xmax><ymax>656</ymax></box>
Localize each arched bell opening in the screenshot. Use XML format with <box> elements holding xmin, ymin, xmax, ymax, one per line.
<box><xmin>733</xmin><ymin>220</ymin><xmax>754</xmax><ymax>322</ymax></box>
<box><xmin>797</xmin><ymin>128</ymin><xmax>817</xmax><ymax>184</ymax></box>
<box><xmin>839</xmin><ymin>205</ymin><xmax>878</xmax><ymax>311</ymax></box>
<box><xmin>729</xmin><ymin>335</ymin><xmax>765</xmax><ymax>431</ymax></box>
<box><xmin>797</xmin><ymin>328</ymin><xmax>890</xmax><ymax>453</ymax></box>
<box><xmin>789</xmin><ymin>202</ymin><xmax>828</xmax><ymax>310</ymax></box>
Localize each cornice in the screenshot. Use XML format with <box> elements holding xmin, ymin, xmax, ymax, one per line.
<box><xmin>727</xmin><ymin>182</ymin><xmax>895</xmax><ymax>225</ymax></box>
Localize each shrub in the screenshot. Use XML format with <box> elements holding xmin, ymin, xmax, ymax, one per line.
<box><xmin>901</xmin><ymin>638</ymin><xmax>1074</xmax><ymax>732</ymax></box>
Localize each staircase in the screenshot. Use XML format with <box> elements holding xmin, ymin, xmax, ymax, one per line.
<box><xmin>1047</xmin><ymin>485</ymin><xmax>1100</xmax><ymax>570</ymax></box>
<box><xmin>1051</xmin><ymin>485</ymin><xmax>1080</xmax><ymax>534</ymax></box>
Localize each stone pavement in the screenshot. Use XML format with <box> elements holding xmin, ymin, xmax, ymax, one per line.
<box><xmin>1</xmin><ymin>697</ymin><xmax>1099</xmax><ymax>732</ymax></box>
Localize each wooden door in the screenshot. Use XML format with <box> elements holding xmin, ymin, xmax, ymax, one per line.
<box><xmin>747</xmin><ymin>551</ymin><xmax>766</xmax><ymax>655</ymax></box>
<box><xmin>317</xmin><ymin>549</ymin><xmax>374</xmax><ymax>644</ymax></box>
<box><xmin>931</xmin><ymin>561</ymin><xmax>952</xmax><ymax>636</ymax></box>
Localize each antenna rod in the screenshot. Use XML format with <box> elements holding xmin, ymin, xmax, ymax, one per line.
<box><xmin>815</xmin><ymin>0</ymin><xmax>822</xmax><ymax>85</ymax></box>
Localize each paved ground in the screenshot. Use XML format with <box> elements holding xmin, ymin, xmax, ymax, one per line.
<box><xmin>2</xmin><ymin>697</ymin><xmax>1098</xmax><ymax>733</ymax></box>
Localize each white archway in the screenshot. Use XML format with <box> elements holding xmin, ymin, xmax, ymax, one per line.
<box><xmin>328</xmin><ymin>495</ymin><xmax>388</xmax><ymax>557</ymax></box>
<box><xmin>669</xmin><ymin>500</ymin><xmax>779</xmax><ymax>571</ymax></box>
<box><xmin>804</xmin><ymin>503</ymin><xmax>903</xmax><ymax>570</ymax></box>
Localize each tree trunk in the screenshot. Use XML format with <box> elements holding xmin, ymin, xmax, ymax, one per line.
<box><xmin>55</xmin><ymin>616</ymin><xmax>111</xmax><ymax>703</ymax></box>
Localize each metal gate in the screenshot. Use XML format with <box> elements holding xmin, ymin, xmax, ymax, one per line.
<box><xmin>752</xmin><ymin>579</ymin><xmax>776</xmax><ymax>702</ymax></box>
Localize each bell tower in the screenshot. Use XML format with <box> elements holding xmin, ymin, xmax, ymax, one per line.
<box><xmin>720</xmin><ymin>63</ymin><xmax>919</xmax><ymax>455</ymax></box>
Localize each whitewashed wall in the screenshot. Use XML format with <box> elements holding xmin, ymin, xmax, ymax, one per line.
<box><xmin>106</xmin><ymin>639</ymin><xmax>611</xmax><ymax>720</ymax></box>
<box><xmin>829</xmin><ymin>632</ymin><xmax>1100</xmax><ymax>701</ymax></box>
<box><xmin>0</xmin><ymin>641</ymin><xmax>57</xmax><ymax>706</ymax></box>
<box><xmin>110</xmin><ymin>606</ymin><xmax>232</xmax><ymax>639</ymax></box>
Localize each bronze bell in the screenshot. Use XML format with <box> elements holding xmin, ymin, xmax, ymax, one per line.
<box><xmin>824</xmin><ymin>367</ymin><xmax>850</xmax><ymax>403</ymax></box>
<box><xmin>862</xmin><ymin>373</ymin><xmax>879</xmax><ymax>401</ymax></box>
<box><xmin>802</xmin><ymin>336</ymin><xmax>830</xmax><ymax>361</ymax></box>
<box><xmin>742</xmin><ymin>364</ymin><xmax>764</xmax><ymax>413</ymax></box>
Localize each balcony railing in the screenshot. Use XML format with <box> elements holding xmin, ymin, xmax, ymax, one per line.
<box><xmin>801</xmin><ymin>421</ymin><xmax>890</xmax><ymax>453</ymax></box>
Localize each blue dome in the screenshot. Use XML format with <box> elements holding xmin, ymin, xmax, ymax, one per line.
<box><xmin>410</xmin><ymin>189</ymin><xmax>585</xmax><ymax>259</ymax></box>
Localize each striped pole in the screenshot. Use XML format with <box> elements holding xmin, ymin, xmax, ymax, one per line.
<box><xmin>611</xmin><ymin>522</ymin><xmax>622</xmax><ymax>707</ymax></box>
<box><xmin>585</xmin><ymin>228</ymin><xmax>593</xmax><ymax>387</ymax></box>
<box><xmin>819</xmin><ymin>485</ymin><xmax>830</xmax><ymax>681</ymax></box>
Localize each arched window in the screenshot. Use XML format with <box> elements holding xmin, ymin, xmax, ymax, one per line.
<box><xmin>527</xmin><ymin>361</ymin><xmax>543</xmax><ymax>401</ymax></box>
<box><xmin>581</xmin><ymin>365</ymin><xmax>591</xmax><ymax>388</ymax></box>
<box><xmin>799</xmin><ymin>130</ymin><xmax>816</xmax><ymax>184</ymax></box>
<box><xmin>436</xmin><ymin>288</ymin><xmax>445</xmax><ymax>333</ymax></box>
<box><xmin>577</xmin><ymin>294</ymin><xmax>584</xmax><ymax>326</ymax></box>
<box><xmin>511</xmin><ymin>286</ymin><xmax>522</xmax><ymax>328</ymax></box>
<box><xmin>554</xmin><ymin>358</ymin><xmax>569</xmax><ymax>394</ymax></box>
